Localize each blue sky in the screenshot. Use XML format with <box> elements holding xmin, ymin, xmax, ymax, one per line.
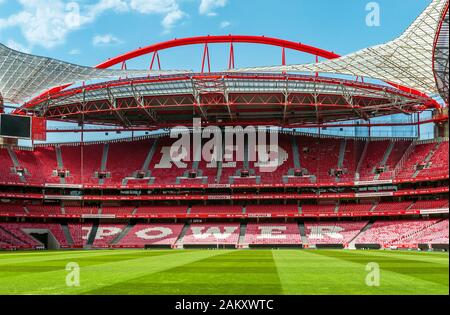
<box><xmin>0</xmin><ymin>0</ymin><xmax>431</xmax><ymax>70</ymax></box>
<box><xmin>0</xmin><ymin>0</ymin><xmax>434</xmax><ymax>143</ymax></box>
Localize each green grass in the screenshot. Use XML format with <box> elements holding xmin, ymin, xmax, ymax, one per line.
<box><xmin>0</xmin><ymin>249</ymin><xmax>448</xmax><ymax>295</ymax></box>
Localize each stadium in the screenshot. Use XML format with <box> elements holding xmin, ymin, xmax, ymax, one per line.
<box><xmin>0</xmin><ymin>0</ymin><xmax>448</xmax><ymax>295</ymax></box>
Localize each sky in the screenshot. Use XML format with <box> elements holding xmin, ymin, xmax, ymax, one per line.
<box><xmin>0</xmin><ymin>0</ymin><xmax>435</xmax><ymax>143</ymax></box>
<box><xmin>0</xmin><ymin>0</ymin><xmax>432</xmax><ymax>69</ymax></box>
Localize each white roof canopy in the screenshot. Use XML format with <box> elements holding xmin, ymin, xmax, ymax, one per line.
<box><xmin>0</xmin><ymin>44</ymin><xmax>184</xmax><ymax>104</ymax></box>
<box><xmin>234</xmin><ymin>0</ymin><xmax>447</xmax><ymax>96</ymax></box>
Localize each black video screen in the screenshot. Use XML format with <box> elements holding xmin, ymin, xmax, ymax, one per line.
<box><xmin>0</xmin><ymin>114</ymin><xmax>31</xmax><ymax>139</ymax></box>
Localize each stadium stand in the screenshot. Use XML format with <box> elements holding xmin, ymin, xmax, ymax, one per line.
<box><xmin>190</xmin><ymin>205</ymin><xmax>243</xmax><ymax>215</ymax></box>
<box><xmin>135</xmin><ymin>205</ymin><xmax>188</xmax><ymax>216</ymax></box>
<box><xmin>305</xmin><ymin>221</ymin><xmax>368</xmax><ymax>245</ymax></box>
<box><xmin>115</xmin><ymin>223</ymin><xmax>184</xmax><ymax>247</ymax></box>
<box><xmin>353</xmin><ymin>219</ymin><xmax>438</xmax><ymax>246</ymax></box>
<box><xmin>181</xmin><ymin>223</ymin><xmax>241</xmax><ymax>245</ymax></box>
<box><xmin>243</xmin><ymin>223</ymin><xmax>302</xmax><ymax>245</ymax></box>
<box><xmin>92</xmin><ymin>224</ymin><xmax>127</xmax><ymax>248</ymax></box>
<box><xmin>0</xmin><ymin>223</ymin><xmax>68</xmax><ymax>247</ymax></box>
<box><xmin>301</xmin><ymin>204</ymin><xmax>337</xmax><ymax>215</ymax></box>
<box><xmin>246</xmin><ymin>204</ymin><xmax>298</xmax><ymax>216</ymax></box>
<box><xmin>400</xmin><ymin>219</ymin><xmax>449</xmax><ymax>244</ymax></box>
<box><xmin>0</xmin><ymin>138</ymin><xmax>447</xmax><ymax>186</ymax></box>
<box><xmin>68</xmin><ymin>223</ymin><xmax>92</xmax><ymax>247</ymax></box>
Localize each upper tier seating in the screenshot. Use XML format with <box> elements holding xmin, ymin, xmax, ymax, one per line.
<box><xmin>305</xmin><ymin>221</ymin><xmax>368</xmax><ymax>245</ymax></box>
<box><xmin>416</xmin><ymin>141</ymin><xmax>449</xmax><ymax>179</ymax></box>
<box><xmin>372</xmin><ymin>201</ymin><xmax>413</xmax><ymax>212</ymax></box>
<box><xmin>0</xmin><ymin>138</ymin><xmax>447</xmax><ymax>186</ymax></box>
<box><xmin>0</xmin><ymin>203</ymin><xmax>27</xmax><ymax>215</ymax></box>
<box><xmin>103</xmin><ymin>139</ymin><xmax>156</xmax><ymax>185</ymax></box>
<box><xmin>396</xmin><ymin>143</ymin><xmax>436</xmax><ymax>179</ymax></box>
<box><xmin>14</xmin><ymin>147</ymin><xmax>58</xmax><ymax>184</ymax></box>
<box><xmin>339</xmin><ymin>203</ymin><xmax>374</xmax><ymax>214</ymax></box>
<box><xmin>301</xmin><ymin>204</ymin><xmax>336</xmax><ymax>215</ymax></box>
<box><xmin>297</xmin><ymin>137</ymin><xmax>340</xmax><ymax>183</ymax></box>
<box><xmin>101</xmin><ymin>206</ymin><xmax>135</xmax><ymax>215</ymax></box>
<box><xmin>0</xmin><ymin>198</ymin><xmax>447</xmax><ymax>218</ymax></box>
<box><xmin>0</xmin><ymin>148</ymin><xmax>19</xmax><ymax>182</ymax></box>
<box><xmin>378</xmin><ymin>141</ymin><xmax>411</xmax><ymax>180</ymax></box>
<box><xmin>116</xmin><ymin>223</ymin><xmax>184</xmax><ymax>247</ymax></box>
<box><xmin>182</xmin><ymin>223</ymin><xmax>240</xmax><ymax>245</ymax></box>
<box><xmin>190</xmin><ymin>205</ymin><xmax>243</xmax><ymax>215</ymax></box>
<box><xmin>243</xmin><ymin>223</ymin><xmax>302</xmax><ymax>245</ymax></box>
<box><xmin>135</xmin><ymin>206</ymin><xmax>187</xmax><ymax>216</ymax></box>
<box><xmin>245</xmin><ymin>204</ymin><xmax>298</xmax><ymax>216</ymax></box>
<box><xmin>250</xmin><ymin>134</ymin><xmax>293</xmax><ymax>184</ymax></box>
<box><xmin>27</xmin><ymin>204</ymin><xmax>62</xmax><ymax>216</ymax></box>
<box><xmin>64</xmin><ymin>206</ymin><xmax>99</xmax><ymax>215</ymax></box>
<box><xmin>409</xmin><ymin>199</ymin><xmax>449</xmax><ymax>210</ymax></box>
<box><xmin>358</xmin><ymin>141</ymin><xmax>390</xmax><ymax>181</ymax></box>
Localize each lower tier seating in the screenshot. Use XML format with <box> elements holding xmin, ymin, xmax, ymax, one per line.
<box><xmin>92</xmin><ymin>224</ymin><xmax>127</xmax><ymax>248</ymax></box>
<box><xmin>181</xmin><ymin>223</ymin><xmax>241</xmax><ymax>245</ymax></box>
<box><xmin>305</xmin><ymin>221</ymin><xmax>368</xmax><ymax>245</ymax></box>
<box><xmin>0</xmin><ymin>219</ymin><xmax>448</xmax><ymax>249</ymax></box>
<box><xmin>353</xmin><ymin>219</ymin><xmax>438</xmax><ymax>245</ymax></box>
<box><xmin>243</xmin><ymin>223</ymin><xmax>302</xmax><ymax>245</ymax></box>
<box><xmin>115</xmin><ymin>223</ymin><xmax>184</xmax><ymax>247</ymax></box>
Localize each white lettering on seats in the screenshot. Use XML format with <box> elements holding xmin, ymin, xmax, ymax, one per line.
<box><xmin>135</xmin><ymin>227</ymin><xmax>173</xmax><ymax>240</ymax></box>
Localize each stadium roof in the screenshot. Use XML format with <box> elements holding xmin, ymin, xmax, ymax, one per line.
<box><xmin>433</xmin><ymin>1</ymin><xmax>449</xmax><ymax>104</ymax></box>
<box><xmin>20</xmin><ymin>73</ymin><xmax>435</xmax><ymax>128</ymax></box>
<box><xmin>234</xmin><ymin>0</ymin><xmax>448</xmax><ymax>97</ymax></box>
<box><xmin>0</xmin><ymin>43</ymin><xmax>183</xmax><ymax>105</ymax></box>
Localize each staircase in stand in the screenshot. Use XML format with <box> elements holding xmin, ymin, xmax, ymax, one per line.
<box><xmin>111</xmin><ymin>223</ymin><xmax>135</xmax><ymax>245</ymax></box>
<box><xmin>298</xmin><ymin>222</ymin><xmax>308</xmax><ymax>246</ymax></box>
<box><xmin>347</xmin><ymin>221</ymin><xmax>373</xmax><ymax>249</ymax></box>
<box><xmin>86</xmin><ymin>221</ymin><xmax>99</xmax><ymax>248</ymax></box>
<box><xmin>238</xmin><ymin>223</ymin><xmax>247</xmax><ymax>248</ymax></box>
<box><xmin>61</xmin><ymin>223</ymin><xmax>74</xmax><ymax>246</ymax></box>
<box><xmin>98</xmin><ymin>143</ymin><xmax>109</xmax><ymax>185</ymax></box>
<box><xmin>174</xmin><ymin>223</ymin><xmax>190</xmax><ymax>248</ymax></box>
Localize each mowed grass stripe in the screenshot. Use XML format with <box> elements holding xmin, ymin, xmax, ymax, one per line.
<box><xmin>0</xmin><ymin>250</ymin><xmax>224</xmax><ymax>294</ymax></box>
<box><xmin>273</xmin><ymin>250</ymin><xmax>381</xmax><ymax>295</ymax></box>
<box><xmin>85</xmin><ymin>250</ymin><xmax>283</xmax><ymax>295</ymax></box>
<box><xmin>0</xmin><ymin>250</ymin><xmax>181</xmax><ymax>277</ymax></box>
<box><xmin>0</xmin><ymin>249</ymin><xmax>159</xmax><ymax>266</ymax></box>
<box><xmin>310</xmin><ymin>250</ymin><xmax>449</xmax><ymax>288</ymax></box>
<box><xmin>334</xmin><ymin>249</ymin><xmax>449</xmax><ymax>265</ymax></box>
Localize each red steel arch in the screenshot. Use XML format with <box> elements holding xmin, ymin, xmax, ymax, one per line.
<box><xmin>21</xmin><ymin>34</ymin><xmax>438</xmax><ymax>115</ymax></box>
<box><xmin>95</xmin><ymin>35</ymin><xmax>341</xmax><ymax>69</ymax></box>
<box><xmin>80</xmin><ymin>35</ymin><xmax>440</xmax><ymax>100</ymax></box>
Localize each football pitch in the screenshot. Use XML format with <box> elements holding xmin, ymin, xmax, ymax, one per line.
<box><xmin>0</xmin><ymin>249</ymin><xmax>448</xmax><ymax>295</ymax></box>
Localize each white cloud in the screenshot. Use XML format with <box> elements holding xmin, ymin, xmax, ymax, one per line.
<box><xmin>220</xmin><ymin>20</ymin><xmax>231</xmax><ymax>28</ymax></box>
<box><xmin>130</xmin><ymin>0</ymin><xmax>187</xmax><ymax>32</ymax></box>
<box><xmin>92</xmin><ymin>34</ymin><xmax>122</xmax><ymax>46</ymax></box>
<box><xmin>0</xmin><ymin>0</ymin><xmax>75</xmax><ymax>49</ymax></box>
<box><xmin>5</xmin><ymin>39</ymin><xmax>31</xmax><ymax>53</ymax></box>
<box><xmin>162</xmin><ymin>9</ymin><xmax>187</xmax><ymax>33</ymax></box>
<box><xmin>69</xmin><ymin>48</ymin><xmax>81</xmax><ymax>55</ymax></box>
<box><xmin>199</xmin><ymin>0</ymin><xmax>227</xmax><ymax>16</ymax></box>
<box><xmin>0</xmin><ymin>0</ymin><xmax>188</xmax><ymax>49</ymax></box>
<box><xmin>130</xmin><ymin>0</ymin><xmax>177</xmax><ymax>14</ymax></box>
